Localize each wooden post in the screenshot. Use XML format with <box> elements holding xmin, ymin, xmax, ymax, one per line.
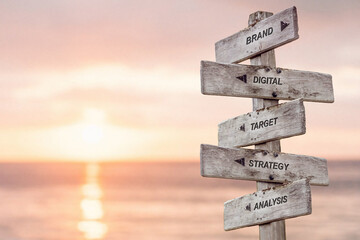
<box><xmin>248</xmin><ymin>11</ymin><xmax>286</xmax><ymax>240</ymax></box>
<box><xmin>200</xmin><ymin>5</ymin><xmax>334</xmax><ymax>238</ymax></box>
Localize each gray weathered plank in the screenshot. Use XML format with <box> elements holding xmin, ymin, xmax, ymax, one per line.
<box><xmin>200</xmin><ymin>144</ymin><xmax>328</xmax><ymax>186</ymax></box>
<box><xmin>215</xmin><ymin>6</ymin><xmax>299</xmax><ymax>63</ymax></box>
<box><xmin>224</xmin><ymin>179</ymin><xmax>311</xmax><ymax>231</ymax></box>
<box><xmin>218</xmin><ymin>98</ymin><xmax>305</xmax><ymax>148</ymax></box>
<box><xmin>201</xmin><ymin>61</ymin><xmax>334</xmax><ymax>103</ymax></box>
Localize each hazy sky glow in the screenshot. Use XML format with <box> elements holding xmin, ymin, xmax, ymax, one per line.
<box><xmin>1</xmin><ymin>0</ymin><xmax>360</xmax><ymax>161</ymax></box>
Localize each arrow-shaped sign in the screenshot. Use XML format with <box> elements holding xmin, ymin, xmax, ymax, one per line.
<box><xmin>201</xmin><ymin>60</ymin><xmax>334</xmax><ymax>103</ymax></box>
<box><xmin>218</xmin><ymin>99</ymin><xmax>305</xmax><ymax>148</ymax></box>
<box><xmin>215</xmin><ymin>6</ymin><xmax>299</xmax><ymax>63</ymax></box>
<box><xmin>200</xmin><ymin>144</ymin><xmax>329</xmax><ymax>186</ymax></box>
<box><xmin>224</xmin><ymin>179</ymin><xmax>311</xmax><ymax>230</ymax></box>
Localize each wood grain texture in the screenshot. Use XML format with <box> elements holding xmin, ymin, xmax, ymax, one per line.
<box><xmin>201</xmin><ymin>60</ymin><xmax>334</xmax><ymax>103</ymax></box>
<box><xmin>200</xmin><ymin>144</ymin><xmax>328</xmax><ymax>186</ymax></box>
<box><xmin>218</xmin><ymin>98</ymin><xmax>305</xmax><ymax>148</ymax></box>
<box><xmin>224</xmin><ymin>179</ymin><xmax>311</xmax><ymax>231</ymax></box>
<box><xmin>215</xmin><ymin>6</ymin><xmax>298</xmax><ymax>64</ymax></box>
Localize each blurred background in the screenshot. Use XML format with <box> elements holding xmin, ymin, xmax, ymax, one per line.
<box><xmin>0</xmin><ymin>0</ymin><xmax>359</xmax><ymax>239</ymax></box>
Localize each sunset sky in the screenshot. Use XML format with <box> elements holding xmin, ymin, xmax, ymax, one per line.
<box><xmin>1</xmin><ymin>0</ymin><xmax>360</xmax><ymax>162</ymax></box>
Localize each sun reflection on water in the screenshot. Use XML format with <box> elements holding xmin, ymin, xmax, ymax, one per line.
<box><xmin>78</xmin><ymin>163</ymin><xmax>108</xmax><ymax>239</ymax></box>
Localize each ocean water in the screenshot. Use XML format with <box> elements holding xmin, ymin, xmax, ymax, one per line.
<box><xmin>0</xmin><ymin>161</ymin><xmax>359</xmax><ymax>240</ymax></box>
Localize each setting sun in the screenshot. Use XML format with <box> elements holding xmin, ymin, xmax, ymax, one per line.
<box><xmin>82</xmin><ymin>124</ymin><xmax>104</xmax><ymax>144</ymax></box>
<box><xmin>81</xmin><ymin>108</ymin><xmax>105</xmax><ymax>144</ymax></box>
<box><xmin>25</xmin><ymin>107</ymin><xmax>156</xmax><ymax>162</ymax></box>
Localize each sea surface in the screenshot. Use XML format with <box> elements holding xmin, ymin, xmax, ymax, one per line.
<box><xmin>0</xmin><ymin>161</ymin><xmax>359</xmax><ymax>240</ymax></box>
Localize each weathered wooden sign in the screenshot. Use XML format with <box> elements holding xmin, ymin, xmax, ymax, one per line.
<box><xmin>200</xmin><ymin>144</ymin><xmax>328</xmax><ymax>186</ymax></box>
<box><xmin>218</xmin><ymin>98</ymin><xmax>305</xmax><ymax>148</ymax></box>
<box><xmin>215</xmin><ymin>6</ymin><xmax>299</xmax><ymax>63</ymax></box>
<box><xmin>199</xmin><ymin>6</ymin><xmax>334</xmax><ymax>238</ymax></box>
<box><xmin>201</xmin><ymin>61</ymin><xmax>334</xmax><ymax>103</ymax></box>
<box><xmin>224</xmin><ymin>179</ymin><xmax>311</xmax><ymax>230</ymax></box>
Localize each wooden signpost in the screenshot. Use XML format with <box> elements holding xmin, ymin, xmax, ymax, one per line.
<box><xmin>201</xmin><ymin>61</ymin><xmax>334</xmax><ymax>103</ymax></box>
<box><xmin>199</xmin><ymin>6</ymin><xmax>334</xmax><ymax>240</ymax></box>
<box><xmin>224</xmin><ymin>179</ymin><xmax>311</xmax><ymax>230</ymax></box>
<box><xmin>218</xmin><ymin>98</ymin><xmax>305</xmax><ymax>148</ymax></box>
<box><xmin>215</xmin><ymin>6</ymin><xmax>298</xmax><ymax>63</ymax></box>
<box><xmin>200</xmin><ymin>144</ymin><xmax>329</xmax><ymax>186</ymax></box>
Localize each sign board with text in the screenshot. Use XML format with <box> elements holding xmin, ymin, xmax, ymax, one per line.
<box><xmin>215</xmin><ymin>6</ymin><xmax>299</xmax><ymax>63</ymax></box>
<box><xmin>200</xmin><ymin>144</ymin><xmax>329</xmax><ymax>186</ymax></box>
<box><xmin>201</xmin><ymin>61</ymin><xmax>334</xmax><ymax>103</ymax></box>
<box><xmin>218</xmin><ymin>99</ymin><xmax>305</xmax><ymax>148</ymax></box>
<box><xmin>224</xmin><ymin>179</ymin><xmax>311</xmax><ymax>230</ymax></box>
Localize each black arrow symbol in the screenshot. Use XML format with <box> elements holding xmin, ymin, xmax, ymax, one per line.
<box><xmin>245</xmin><ymin>203</ymin><xmax>251</xmax><ymax>211</ymax></box>
<box><xmin>281</xmin><ymin>21</ymin><xmax>289</xmax><ymax>31</ymax></box>
<box><xmin>234</xmin><ymin>158</ymin><xmax>245</xmax><ymax>166</ymax></box>
<box><xmin>236</xmin><ymin>74</ymin><xmax>247</xmax><ymax>83</ymax></box>
<box><xmin>238</xmin><ymin>123</ymin><xmax>245</xmax><ymax>132</ymax></box>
